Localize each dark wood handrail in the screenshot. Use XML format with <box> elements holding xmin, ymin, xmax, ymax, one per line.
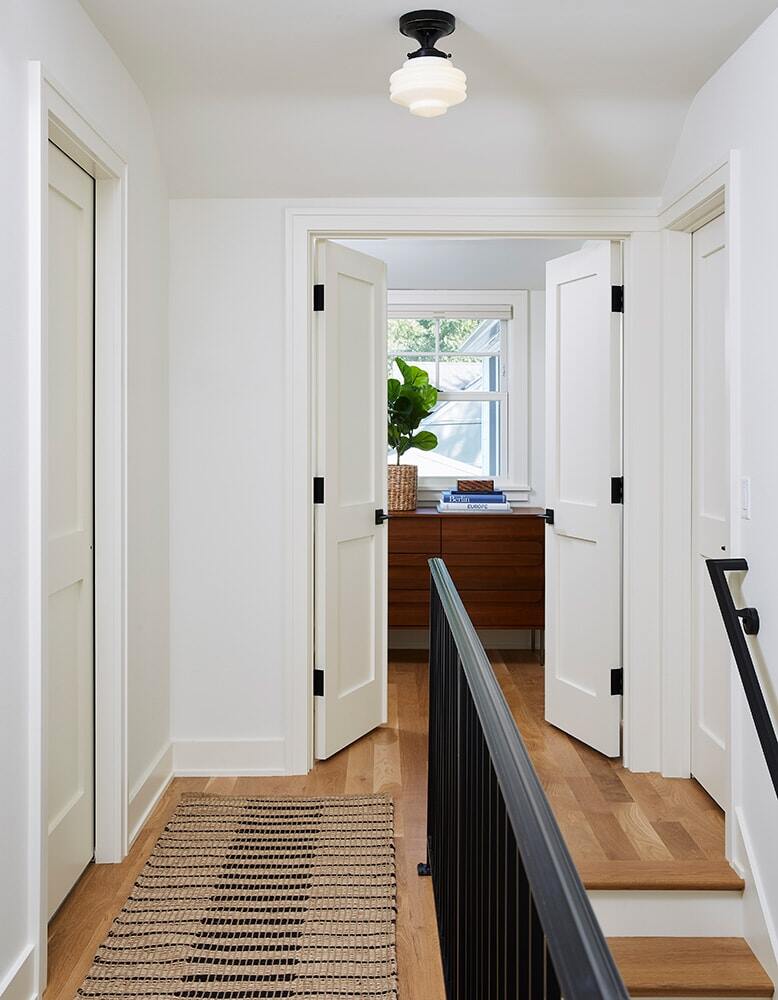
<box><xmin>424</xmin><ymin>557</ymin><xmax>628</xmax><ymax>999</ymax></box>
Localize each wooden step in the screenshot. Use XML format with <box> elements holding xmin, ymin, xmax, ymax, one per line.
<box><xmin>580</xmin><ymin>859</ymin><xmax>745</xmax><ymax>892</ymax></box>
<box><xmin>608</xmin><ymin>937</ymin><xmax>774</xmax><ymax>998</ymax></box>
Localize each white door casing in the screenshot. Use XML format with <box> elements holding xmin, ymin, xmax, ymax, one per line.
<box><xmin>545</xmin><ymin>241</ymin><xmax>623</xmax><ymax>757</ymax></box>
<box><xmin>691</xmin><ymin>214</ymin><xmax>730</xmax><ymax>808</ymax></box>
<box><xmin>314</xmin><ymin>241</ymin><xmax>388</xmax><ymax>759</ymax></box>
<box><xmin>46</xmin><ymin>142</ymin><xmax>95</xmax><ymax>917</ymax></box>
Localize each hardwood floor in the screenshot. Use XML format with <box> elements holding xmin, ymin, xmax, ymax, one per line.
<box><xmin>492</xmin><ymin>649</ymin><xmax>740</xmax><ymax>890</ymax></box>
<box><xmin>46</xmin><ymin>652</ymin><xmax>445</xmax><ymax>1000</ymax></box>
<box><xmin>46</xmin><ymin>648</ymin><xmax>737</xmax><ymax>999</ymax></box>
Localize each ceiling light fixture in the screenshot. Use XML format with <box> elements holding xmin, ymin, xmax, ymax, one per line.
<box><xmin>389</xmin><ymin>10</ymin><xmax>467</xmax><ymax>118</ymax></box>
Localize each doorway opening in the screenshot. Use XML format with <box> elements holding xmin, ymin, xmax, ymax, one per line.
<box><xmin>311</xmin><ymin>235</ymin><xmax>626</xmax><ymax>768</ymax></box>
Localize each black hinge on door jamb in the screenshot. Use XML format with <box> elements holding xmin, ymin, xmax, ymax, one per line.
<box><xmin>611</xmin><ymin>476</ymin><xmax>624</xmax><ymax>504</ymax></box>
<box><xmin>313</xmin><ymin>284</ymin><xmax>324</xmax><ymax>312</ymax></box>
<box><xmin>313</xmin><ymin>477</ymin><xmax>324</xmax><ymax>504</ymax></box>
<box><xmin>544</xmin><ymin>508</ymin><xmax>554</xmax><ymax>525</ymax></box>
<box><xmin>313</xmin><ymin>669</ymin><xmax>324</xmax><ymax>696</ymax></box>
<box><xmin>610</xmin><ymin>667</ymin><xmax>624</xmax><ymax>696</ymax></box>
<box><xmin>611</xmin><ymin>285</ymin><xmax>624</xmax><ymax>313</ymax></box>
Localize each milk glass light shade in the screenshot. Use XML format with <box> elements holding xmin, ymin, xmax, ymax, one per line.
<box><xmin>389</xmin><ymin>56</ymin><xmax>467</xmax><ymax>117</ymax></box>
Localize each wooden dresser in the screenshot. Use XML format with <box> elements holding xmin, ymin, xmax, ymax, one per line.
<box><xmin>388</xmin><ymin>508</ymin><xmax>545</xmax><ymax>630</ymax></box>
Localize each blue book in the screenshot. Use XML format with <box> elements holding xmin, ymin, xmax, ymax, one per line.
<box><xmin>442</xmin><ymin>491</ymin><xmax>506</xmax><ymax>503</ymax></box>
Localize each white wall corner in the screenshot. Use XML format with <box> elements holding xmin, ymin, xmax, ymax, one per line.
<box><xmin>127</xmin><ymin>742</ymin><xmax>174</xmax><ymax>847</ymax></box>
<box><xmin>733</xmin><ymin>806</ymin><xmax>778</xmax><ymax>987</ymax></box>
<box><xmin>0</xmin><ymin>945</ymin><xmax>36</xmax><ymax>1000</ymax></box>
<box><xmin>173</xmin><ymin>738</ymin><xmax>287</xmax><ymax>776</ymax></box>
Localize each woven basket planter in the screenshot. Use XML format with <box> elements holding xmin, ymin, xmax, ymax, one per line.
<box><xmin>387</xmin><ymin>464</ymin><xmax>418</xmax><ymax>511</ymax></box>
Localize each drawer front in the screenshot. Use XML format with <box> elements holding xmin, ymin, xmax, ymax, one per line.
<box><xmin>389</xmin><ymin>590</ymin><xmax>429</xmax><ymax>628</ymax></box>
<box><xmin>389</xmin><ymin>554</ymin><xmax>433</xmax><ymax>591</ymax></box>
<box><xmin>465</xmin><ymin>594</ymin><xmax>544</xmax><ymax>628</ymax></box>
<box><xmin>446</xmin><ymin>562</ymin><xmax>544</xmax><ymax>591</ymax></box>
<box><xmin>442</xmin><ymin>516</ymin><xmax>544</xmax><ymax>554</ymax></box>
<box><xmin>389</xmin><ymin>516</ymin><xmax>441</xmax><ymax>554</ymax></box>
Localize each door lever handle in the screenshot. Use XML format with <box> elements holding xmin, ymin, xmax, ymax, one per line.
<box><xmin>375</xmin><ymin>509</ymin><xmax>390</xmax><ymax>525</ymax></box>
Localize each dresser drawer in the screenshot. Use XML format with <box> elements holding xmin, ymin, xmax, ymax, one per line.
<box><xmin>441</xmin><ymin>515</ymin><xmax>544</xmax><ymax>554</ymax></box>
<box><xmin>389</xmin><ymin>554</ymin><xmax>433</xmax><ymax>591</ymax></box>
<box><xmin>446</xmin><ymin>561</ymin><xmax>544</xmax><ymax>591</ymax></box>
<box><xmin>389</xmin><ymin>516</ymin><xmax>441</xmax><ymax>554</ymax></box>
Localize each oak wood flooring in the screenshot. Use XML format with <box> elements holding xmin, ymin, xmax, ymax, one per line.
<box><xmin>492</xmin><ymin>649</ymin><xmax>742</xmax><ymax>890</ymax></box>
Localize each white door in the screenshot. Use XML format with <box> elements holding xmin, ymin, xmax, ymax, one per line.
<box><xmin>314</xmin><ymin>241</ymin><xmax>388</xmax><ymax>759</ymax></box>
<box><xmin>47</xmin><ymin>142</ymin><xmax>95</xmax><ymax>916</ymax></box>
<box><xmin>545</xmin><ymin>242</ymin><xmax>623</xmax><ymax>757</ymax></box>
<box><xmin>691</xmin><ymin>214</ymin><xmax>730</xmax><ymax>808</ymax></box>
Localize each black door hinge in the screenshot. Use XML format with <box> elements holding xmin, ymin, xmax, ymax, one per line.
<box><xmin>544</xmin><ymin>508</ymin><xmax>554</xmax><ymax>525</ymax></box>
<box><xmin>611</xmin><ymin>285</ymin><xmax>624</xmax><ymax>313</ymax></box>
<box><xmin>313</xmin><ymin>476</ymin><xmax>324</xmax><ymax>504</ymax></box>
<box><xmin>313</xmin><ymin>668</ymin><xmax>324</xmax><ymax>696</ymax></box>
<box><xmin>611</xmin><ymin>476</ymin><xmax>624</xmax><ymax>504</ymax></box>
<box><xmin>610</xmin><ymin>667</ymin><xmax>624</xmax><ymax>696</ymax></box>
<box><xmin>313</xmin><ymin>284</ymin><xmax>324</xmax><ymax>312</ymax></box>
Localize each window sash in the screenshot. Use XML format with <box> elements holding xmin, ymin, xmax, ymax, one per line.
<box><xmin>387</xmin><ymin>291</ymin><xmax>529</xmax><ymax>492</ymax></box>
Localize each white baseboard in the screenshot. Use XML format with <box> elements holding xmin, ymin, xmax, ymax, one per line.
<box><xmin>389</xmin><ymin>628</ymin><xmax>541</xmax><ymax>650</ymax></box>
<box><xmin>128</xmin><ymin>741</ymin><xmax>174</xmax><ymax>846</ymax></box>
<box><xmin>733</xmin><ymin>806</ymin><xmax>778</xmax><ymax>987</ymax></box>
<box><xmin>172</xmin><ymin>738</ymin><xmax>286</xmax><ymax>776</ymax></box>
<box><xmin>0</xmin><ymin>945</ymin><xmax>35</xmax><ymax>1000</ymax></box>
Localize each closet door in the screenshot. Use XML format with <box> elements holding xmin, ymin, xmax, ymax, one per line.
<box><xmin>47</xmin><ymin>141</ymin><xmax>95</xmax><ymax>916</ymax></box>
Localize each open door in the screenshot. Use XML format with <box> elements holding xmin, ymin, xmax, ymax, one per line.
<box><xmin>314</xmin><ymin>241</ymin><xmax>388</xmax><ymax>759</ymax></box>
<box><xmin>545</xmin><ymin>241</ymin><xmax>623</xmax><ymax>757</ymax></box>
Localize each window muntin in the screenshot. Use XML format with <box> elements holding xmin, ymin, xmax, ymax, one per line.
<box><xmin>388</xmin><ymin>315</ymin><xmax>507</xmax><ymax>479</ymax></box>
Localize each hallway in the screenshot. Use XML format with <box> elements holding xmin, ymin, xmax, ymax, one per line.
<box><xmin>47</xmin><ymin>650</ymin><xmax>744</xmax><ymax>999</ymax></box>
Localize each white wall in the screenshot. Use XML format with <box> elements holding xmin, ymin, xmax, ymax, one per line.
<box><xmin>168</xmin><ymin>201</ymin><xmax>287</xmax><ymax>772</ymax></box>
<box><xmin>0</xmin><ymin>1</ymin><xmax>168</xmax><ymax>993</ymax></box>
<box><xmin>336</xmin><ymin>238</ymin><xmax>583</xmax><ymax>290</ymax></box>
<box><xmin>663</xmin><ymin>8</ymin><xmax>778</xmax><ymax>974</ymax></box>
<box><xmin>168</xmin><ymin>223</ymin><xmax>576</xmax><ymax>746</ymax></box>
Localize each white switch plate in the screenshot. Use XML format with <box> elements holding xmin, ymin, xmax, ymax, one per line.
<box><xmin>740</xmin><ymin>477</ymin><xmax>751</xmax><ymax>519</ymax></box>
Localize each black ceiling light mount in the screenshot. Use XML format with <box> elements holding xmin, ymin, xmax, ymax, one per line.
<box><xmin>399</xmin><ymin>9</ymin><xmax>457</xmax><ymax>59</ymax></box>
<box><xmin>389</xmin><ymin>9</ymin><xmax>467</xmax><ymax>116</ymax></box>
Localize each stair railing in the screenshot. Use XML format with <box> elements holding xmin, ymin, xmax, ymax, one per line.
<box><xmin>421</xmin><ymin>557</ymin><xmax>629</xmax><ymax>999</ymax></box>
<box><xmin>706</xmin><ymin>558</ymin><xmax>778</xmax><ymax>798</ymax></box>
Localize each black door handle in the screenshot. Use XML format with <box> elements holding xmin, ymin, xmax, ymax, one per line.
<box><xmin>375</xmin><ymin>509</ymin><xmax>390</xmax><ymax>525</ymax></box>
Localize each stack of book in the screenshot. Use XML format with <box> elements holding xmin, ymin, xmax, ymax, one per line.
<box><xmin>437</xmin><ymin>489</ymin><xmax>512</xmax><ymax>513</ymax></box>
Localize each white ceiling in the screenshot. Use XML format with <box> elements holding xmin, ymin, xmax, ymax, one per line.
<box><xmin>335</xmin><ymin>238</ymin><xmax>585</xmax><ymax>290</ymax></box>
<box><xmin>79</xmin><ymin>0</ymin><xmax>777</xmax><ymax>198</ymax></box>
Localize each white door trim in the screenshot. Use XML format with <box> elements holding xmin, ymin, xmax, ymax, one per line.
<box><xmin>657</xmin><ymin>157</ymin><xmax>739</xmax><ymax>801</ymax></box>
<box><xmin>28</xmin><ymin>64</ymin><xmax>128</xmax><ymax>992</ymax></box>
<box><xmin>285</xmin><ymin>202</ymin><xmax>660</xmax><ymax>774</ymax></box>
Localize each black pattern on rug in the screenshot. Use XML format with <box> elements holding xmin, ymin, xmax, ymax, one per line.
<box><xmin>77</xmin><ymin>794</ymin><xmax>397</xmax><ymax>999</ymax></box>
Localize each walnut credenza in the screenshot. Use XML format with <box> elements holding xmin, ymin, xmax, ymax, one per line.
<box><xmin>388</xmin><ymin>508</ymin><xmax>545</xmax><ymax>630</ymax></box>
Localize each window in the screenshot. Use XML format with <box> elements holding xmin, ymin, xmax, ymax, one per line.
<box><xmin>387</xmin><ymin>291</ymin><xmax>529</xmax><ymax>493</ymax></box>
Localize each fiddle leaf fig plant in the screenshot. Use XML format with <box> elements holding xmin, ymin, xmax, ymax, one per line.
<box><xmin>387</xmin><ymin>357</ymin><xmax>439</xmax><ymax>464</ymax></box>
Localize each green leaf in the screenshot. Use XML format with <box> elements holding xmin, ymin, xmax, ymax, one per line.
<box><xmin>387</xmin><ymin>378</ymin><xmax>401</xmax><ymax>403</ymax></box>
<box><xmin>396</xmin><ymin>357</ymin><xmax>430</xmax><ymax>387</ymax></box>
<box><xmin>409</xmin><ymin>431</ymin><xmax>438</xmax><ymax>452</ymax></box>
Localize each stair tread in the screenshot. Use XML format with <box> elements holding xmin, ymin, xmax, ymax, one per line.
<box><xmin>581</xmin><ymin>859</ymin><xmax>745</xmax><ymax>891</ymax></box>
<box><xmin>608</xmin><ymin>937</ymin><xmax>774</xmax><ymax>997</ymax></box>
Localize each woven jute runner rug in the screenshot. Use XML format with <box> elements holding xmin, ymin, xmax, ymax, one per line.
<box><xmin>77</xmin><ymin>794</ymin><xmax>397</xmax><ymax>999</ymax></box>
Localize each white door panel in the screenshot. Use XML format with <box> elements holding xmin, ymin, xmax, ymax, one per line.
<box><xmin>545</xmin><ymin>242</ymin><xmax>622</xmax><ymax>757</ymax></box>
<box><xmin>47</xmin><ymin>142</ymin><xmax>95</xmax><ymax>916</ymax></box>
<box><xmin>691</xmin><ymin>214</ymin><xmax>730</xmax><ymax>808</ymax></box>
<box><xmin>314</xmin><ymin>241</ymin><xmax>388</xmax><ymax>759</ymax></box>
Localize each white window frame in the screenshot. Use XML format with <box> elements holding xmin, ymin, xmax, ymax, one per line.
<box><xmin>387</xmin><ymin>289</ymin><xmax>530</xmax><ymax>499</ymax></box>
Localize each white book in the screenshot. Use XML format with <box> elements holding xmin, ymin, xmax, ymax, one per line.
<box><xmin>437</xmin><ymin>502</ymin><xmax>512</xmax><ymax>513</ymax></box>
